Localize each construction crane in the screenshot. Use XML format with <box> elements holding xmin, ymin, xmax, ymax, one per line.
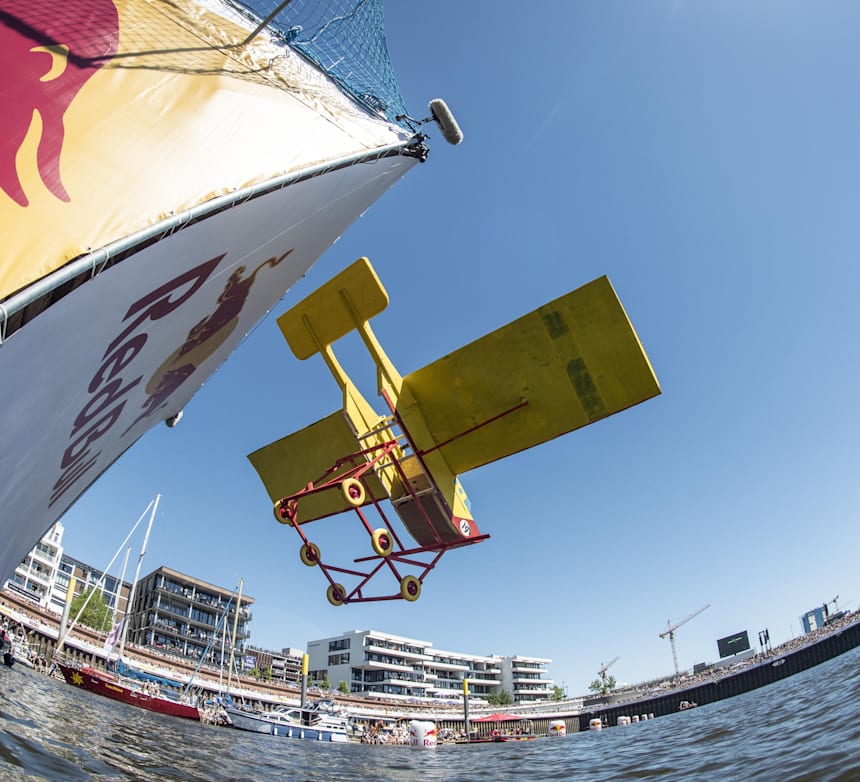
<box><xmin>659</xmin><ymin>604</ymin><xmax>710</xmax><ymax>679</ymax></box>
<box><xmin>823</xmin><ymin>595</ymin><xmax>843</xmax><ymax>624</ymax></box>
<box><xmin>597</xmin><ymin>656</ymin><xmax>620</xmax><ymax>686</ymax></box>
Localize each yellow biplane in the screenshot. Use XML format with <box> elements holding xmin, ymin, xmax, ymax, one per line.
<box><xmin>248</xmin><ymin>258</ymin><xmax>660</xmax><ymax>605</ymax></box>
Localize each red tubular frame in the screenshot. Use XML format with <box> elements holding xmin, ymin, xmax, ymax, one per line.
<box><xmin>273</xmin><ymin>415</ymin><xmax>489</xmax><ymax>604</ymax></box>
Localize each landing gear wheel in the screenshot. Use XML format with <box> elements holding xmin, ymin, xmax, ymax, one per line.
<box><xmin>299</xmin><ymin>542</ymin><xmax>320</xmax><ymax>567</ymax></box>
<box><xmin>341</xmin><ymin>478</ymin><xmax>366</xmax><ymax>507</ymax></box>
<box><xmin>400</xmin><ymin>575</ymin><xmax>421</xmax><ymax>602</ymax></box>
<box><xmin>273</xmin><ymin>500</ymin><xmax>294</xmax><ymax>526</ymax></box>
<box><xmin>326</xmin><ymin>583</ymin><xmax>346</xmax><ymax>606</ymax></box>
<box><xmin>371</xmin><ymin>528</ymin><xmax>394</xmax><ymax>557</ymax></box>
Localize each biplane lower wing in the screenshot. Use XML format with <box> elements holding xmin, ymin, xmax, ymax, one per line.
<box><xmin>248</xmin><ymin>411</ymin><xmax>387</xmax><ymax>523</ymax></box>
<box><xmin>402</xmin><ymin>275</ymin><xmax>661</xmax><ymax>475</ymax></box>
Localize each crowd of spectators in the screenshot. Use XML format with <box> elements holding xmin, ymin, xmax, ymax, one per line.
<box><xmin>359</xmin><ymin>721</ymin><xmax>411</xmax><ymax>744</ymax></box>
<box><xmin>606</xmin><ymin>609</ymin><xmax>860</xmax><ymax>706</ymax></box>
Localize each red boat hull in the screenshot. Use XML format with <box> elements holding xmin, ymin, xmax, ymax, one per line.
<box><xmin>58</xmin><ymin>664</ymin><xmax>200</xmax><ymax>721</ymax></box>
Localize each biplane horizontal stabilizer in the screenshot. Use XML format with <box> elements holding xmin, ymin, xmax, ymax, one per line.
<box><xmin>278</xmin><ymin>257</ymin><xmax>388</xmax><ymax>360</ymax></box>
<box><xmin>248</xmin><ymin>411</ymin><xmax>386</xmax><ymax>523</ymax></box>
<box><xmin>402</xmin><ymin>275</ymin><xmax>660</xmax><ymax>475</ymax></box>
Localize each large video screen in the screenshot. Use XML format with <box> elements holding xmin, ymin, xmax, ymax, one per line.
<box><xmin>717</xmin><ymin>630</ymin><xmax>751</xmax><ymax>658</ymax></box>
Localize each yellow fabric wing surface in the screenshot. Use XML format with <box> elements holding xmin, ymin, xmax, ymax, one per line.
<box><xmin>247</xmin><ymin>411</ymin><xmax>387</xmax><ymax>524</ymax></box>
<box><xmin>402</xmin><ymin>276</ymin><xmax>660</xmax><ymax>475</ymax></box>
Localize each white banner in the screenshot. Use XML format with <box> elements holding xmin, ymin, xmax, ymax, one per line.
<box><xmin>103</xmin><ymin>617</ymin><xmax>125</xmax><ymax>656</ymax></box>
<box><xmin>0</xmin><ymin>154</ymin><xmax>416</xmax><ymax>581</ymax></box>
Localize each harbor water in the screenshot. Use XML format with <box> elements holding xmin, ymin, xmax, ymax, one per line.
<box><xmin>1</xmin><ymin>647</ymin><xmax>858</xmax><ymax>781</ymax></box>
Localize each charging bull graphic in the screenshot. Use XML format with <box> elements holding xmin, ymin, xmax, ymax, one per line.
<box><xmin>0</xmin><ymin>0</ymin><xmax>120</xmax><ymax>206</ymax></box>
<box><xmin>123</xmin><ymin>250</ymin><xmax>293</xmax><ymax>434</ymax></box>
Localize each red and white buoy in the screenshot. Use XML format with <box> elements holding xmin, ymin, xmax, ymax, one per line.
<box><xmin>409</xmin><ymin>720</ymin><xmax>438</xmax><ymax>748</ymax></box>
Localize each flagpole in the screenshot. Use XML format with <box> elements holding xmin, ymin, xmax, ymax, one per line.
<box><xmin>119</xmin><ymin>494</ymin><xmax>159</xmax><ymax>660</ymax></box>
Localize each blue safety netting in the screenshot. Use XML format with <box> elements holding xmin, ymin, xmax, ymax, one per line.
<box><xmin>226</xmin><ymin>0</ymin><xmax>409</xmax><ymax>126</ymax></box>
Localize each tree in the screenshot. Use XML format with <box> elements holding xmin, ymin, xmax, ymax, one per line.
<box><xmin>337</xmin><ymin>680</ymin><xmax>349</xmax><ymax>695</ymax></box>
<box><xmin>588</xmin><ymin>675</ymin><xmax>617</xmax><ymax>696</ymax></box>
<box><xmin>320</xmin><ymin>672</ymin><xmax>331</xmax><ymax>690</ymax></box>
<box><xmin>486</xmin><ymin>689</ymin><xmax>513</xmax><ymax>706</ymax></box>
<box><xmin>69</xmin><ymin>588</ymin><xmax>113</xmax><ymax>632</ymax></box>
<box><xmin>551</xmin><ymin>685</ymin><xmax>565</xmax><ymax>701</ymax></box>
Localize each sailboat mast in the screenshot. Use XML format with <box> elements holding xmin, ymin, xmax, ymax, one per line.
<box><xmin>218</xmin><ymin>615</ymin><xmax>228</xmax><ymax>694</ymax></box>
<box><xmin>111</xmin><ymin>546</ymin><xmax>131</xmax><ymax>627</ymax></box>
<box><xmin>56</xmin><ymin>496</ymin><xmax>156</xmax><ymax>652</ymax></box>
<box><xmin>226</xmin><ymin>578</ymin><xmax>243</xmax><ymax>692</ymax></box>
<box><xmin>118</xmin><ymin>494</ymin><xmax>160</xmax><ymax>659</ymax></box>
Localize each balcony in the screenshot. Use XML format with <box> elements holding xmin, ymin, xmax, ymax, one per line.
<box><xmin>23</xmin><ymin>568</ymin><xmax>52</xmax><ymax>586</ymax></box>
<box><xmin>427</xmin><ymin>660</ymin><xmax>470</xmax><ymax>672</ymax></box>
<box><xmin>469</xmin><ymin>666</ymin><xmax>501</xmax><ymax>676</ymax></box>
<box><xmin>513</xmin><ymin>677</ymin><xmax>551</xmax><ymax>686</ymax></box>
<box><xmin>380</xmin><ymin>674</ymin><xmax>432</xmax><ymax>688</ymax></box>
<box><xmin>364</xmin><ymin>642</ymin><xmax>430</xmax><ymax>662</ymax></box>
<box><xmin>514</xmin><ymin>686</ymin><xmax>552</xmax><ymax>698</ymax></box>
<box><xmin>511</xmin><ymin>667</ymin><xmax>547</xmax><ymax>676</ymax></box>
<box><xmin>364</xmin><ymin>659</ymin><xmax>416</xmax><ymax>674</ymax></box>
<box><xmin>29</xmin><ymin>549</ymin><xmax>58</xmax><ymax>568</ymax></box>
<box><xmin>468</xmin><ymin>676</ymin><xmax>501</xmax><ymax>686</ymax></box>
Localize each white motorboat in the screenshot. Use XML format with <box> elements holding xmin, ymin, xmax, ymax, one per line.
<box><xmin>225</xmin><ymin>699</ymin><xmax>351</xmax><ymax>742</ymax></box>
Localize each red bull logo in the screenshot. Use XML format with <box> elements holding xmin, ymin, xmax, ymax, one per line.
<box><xmin>50</xmin><ymin>247</ymin><xmax>294</xmax><ymax>508</ymax></box>
<box><xmin>408</xmin><ymin>720</ymin><xmax>437</xmax><ymax>747</ymax></box>
<box><xmin>123</xmin><ymin>249</ymin><xmax>293</xmax><ymax>433</ymax></box>
<box><xmin>0</xmin><ymin>0</ymin><xmax>119</xmax><ymax>206</ymax></box>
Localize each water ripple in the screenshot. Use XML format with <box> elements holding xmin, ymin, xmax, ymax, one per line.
<box><xmin>1</xmin><ymin>648</ymin><xmax>859</xmax><ymax>781</ymax></box>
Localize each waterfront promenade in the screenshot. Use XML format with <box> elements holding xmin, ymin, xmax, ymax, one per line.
<box><xmin>4</xmin><ymin>588</ymin><xmax>858</xmax><ymax>737</ymax></box>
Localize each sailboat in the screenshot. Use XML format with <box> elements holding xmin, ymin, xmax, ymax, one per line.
<box><xmin>56</xmin><ymin>660</ymin><xmax>203</xmax><ymax>721</ymax></box>
<box><xmin>55</xmin><ymin>495</ymin><xmax>202</xmax><ymax>720</ymax></box>
<box><xmin>0</xmin><ymin>0</ymin><xmax>461</xmax><ymax>583</ymax></box>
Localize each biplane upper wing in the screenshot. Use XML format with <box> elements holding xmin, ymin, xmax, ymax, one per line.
<box><xmin>401</xmin><ymin>275</ymin><xmax>660</xmax><ymax>475</ymax></box>
<box><xmin>248</xmin><ymin>411</ymin><xmax>387</xmax><ymax>523</ymax></box>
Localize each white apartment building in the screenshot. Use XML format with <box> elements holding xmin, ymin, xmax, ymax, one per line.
<box><xmin>500</xmin><ymin>654</ymin><xmax>554</xmax><ymax>702</ymax></box>
<box><xmin>307</xmin><ymin>629</ymin><xmax>554</xmax><ymax>703</ymax></box>
<box><xmin>4</xmin><ymin>521</ymin><xmax>65</xmax><ymax>610</ymax></box>
<box><xmin>5</xmin><ymin>524</ymin><xmax>133</xmax><ymax>618</ymax></box>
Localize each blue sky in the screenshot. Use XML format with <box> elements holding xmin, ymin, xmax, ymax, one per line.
<box><xmin>59</xmin><ymin>0</ymin><xmax>860</xmax><ymax>693</ymax></box>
